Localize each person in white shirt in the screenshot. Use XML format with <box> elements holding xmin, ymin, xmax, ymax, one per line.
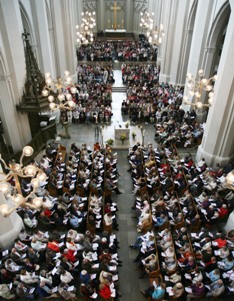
<box><xmin>20</xmin><ymin>269</ymin><xmax>39</xmax><ymax>284</ymax></box>
<box><xmin>23</xmin><ymin>213</ymin><xmax>38</xmax><ymax>229</ymax></box>
<box><xmin>60</xmin><ymin>268</ymin><xmax>74</xmax><ymax>284</ymax></box>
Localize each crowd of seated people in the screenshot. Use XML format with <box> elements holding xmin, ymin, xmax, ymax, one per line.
<box><xmin>122</xmin><ymin>63</ymin><xmax>160</xmax><ymax>86</ymax></box>
<box><xmin>59</xmin><ymin>63</ymin><xmax>115</xmax><ymax>125</ymax></box>
<box><xmin>76</xmin><ymin>36</ymin><xmax>156</xmax><ymax>62</ymax></box>
<box><xmin>0</xmin><ymin>142</ymin><xmax>123</xmax><ymax>300</ymax></box>
<box><xmin>115</xmin><ymin>39</ymin><xmax>155</xmax><ymax>61</ymax></box>
<box><xmin>154</xmin><ymin>110</ymin><xmax>204</xmax><ymax>148</ymax></box>
<box><xmin>127</xmin><ymin>140</ymin><xmax>234</xmax><ymax>300</ymax></box>
<box><xmin>121</xmin><ymin>64</ymin><xmax>204</xmax><ymax>148</ymax></box>
<box><xmin>86</xmin><ymin>41</ymin><xmax>115</xmax><ymax>61</ymax></box>
<box><xmin>0</xmin><ymin>227</ymin><xmax>122</xmax><ymax>300</ymax></box>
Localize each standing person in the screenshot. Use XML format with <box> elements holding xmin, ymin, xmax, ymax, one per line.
<box><xmin>103</xmin><ymin>69</ymin><xmax>109</xmax><ymax>84</ymax></box>
<box><xmin>60</xmin><ymin>110</ymin><xmax>70</xmax><ymax>139</ymax></box>
<box><xmin>86</xmin><ymin>109</ymin><xmax>91</xmax><ymax>125</ymax></box>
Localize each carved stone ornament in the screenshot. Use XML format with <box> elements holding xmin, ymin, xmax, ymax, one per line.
<box><xmin>105</xmin><ymin>0</ymin><xmax>125</xmax><ymax>11</ymax></box>
<box><xmin>83</xmin><ymin>0</ymin><xmax>97</xmax><ymax>12</ymax></box>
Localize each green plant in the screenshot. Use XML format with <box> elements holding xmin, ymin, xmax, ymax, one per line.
<box><xmin>120</xmin><ymin>134</ymin><xmax>126</xmax><ymax>143</ymax></box>
<box><xmin>125</xmin><ymin>122</ymin><xmax>129</xmax><ymax>128</ymax></box>
<box><xmin>106</xmin><ymin>138</ymin><xmax>114</xmax><ymax>146</ymax></box>
<box><xmin>132</xmin><ymin>131</ymin><xmax>136</xmax><ymax>138</ymax></box>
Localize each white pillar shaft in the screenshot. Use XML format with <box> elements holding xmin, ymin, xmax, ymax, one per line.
<box><xmin>183</xmin><ymin>0</ymin><xmax>213</xmax><ymax>108</ymax></box>
<box><xmin>196</xmin><ymin>9</ymin><xmax>234</xmax><ymax>166</ymax></box>
<box><xmin>50</xmin><ymin>0</ymin><xmax>76</xmax><ymax>77</ymax></box>
<box><xmin>96</xmin><ymin>0</ymin><xmax>104</xmax><ymax>30</ymax></box>
<box><xmin>0</xmin><ymin>0</ymin><xmax>31</xmax><ymax>151</ymax></box>
<box><xmin>125</xmin><ymin>0</ymin><xmax>134</xmax><ymax>32</ymax></box>
<box><xmin>0</xmin><ymin>192</ymin><xmax>23</xmax><ymax>249</ymax></box>
<box><xmin>31</xmin><ymin>0</ymin><xmax>56</xmax><ymax>77</ymax></box>
<box><xmin>169</xmin><ymin>0</ymin><xmax>190</xmax><ymax>85</ymax></box>
<box><xmin>159</xmin><ymin>0</ymin><xmax>178</xmax><ymax>84</ymax></box>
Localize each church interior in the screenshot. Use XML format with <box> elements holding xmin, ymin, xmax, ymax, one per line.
<box><xmin>0</xmin><ymin>0</ymin><xmax>234</xmax><ymax>300</ymax></box>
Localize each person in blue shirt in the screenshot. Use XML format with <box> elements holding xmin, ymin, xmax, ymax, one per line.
<box><xmin>218</xmin><ymin>255</ymin><xmax>234</xmax><ymax>271</ymax></box>
<box><xmin>209</xmin><ymin>268</ymin><xmax>220</xmax><ymax>283</ymax></box>
<box><xmin>80</xmin><ymin>270</ymin><xmax>90</xmax><ymax>285</ymax></box>
<box><xmin>153</xmin><ymin>213</ymin><xmax>168</xmax><ymax>228</ymax></box>
<box><xmin>69</xmin><ymin>214</ymin><xmax>80</xmax><ymax>229</ymax></box>
<box><xmin>141</xmin><ymin>280</ymin><xmax>166</xmax><ymax>299</ymax></box>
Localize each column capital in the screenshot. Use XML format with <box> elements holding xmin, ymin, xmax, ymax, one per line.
<box><xmin>205</xmin><ymin>46</ymin><xmax>217</xmax><ymax>53</ymax></box>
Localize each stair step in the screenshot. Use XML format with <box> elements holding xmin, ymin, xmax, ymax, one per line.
<box><xmin>112</xmin><ymin>87</ymin><xmax>127</xmax><ymax>93</ymax></box>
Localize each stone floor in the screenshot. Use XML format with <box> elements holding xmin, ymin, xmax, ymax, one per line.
<box><xmin>36</xmin><ymin>67</ymin><xmax>200</xmax><ymax>301</ymax></box>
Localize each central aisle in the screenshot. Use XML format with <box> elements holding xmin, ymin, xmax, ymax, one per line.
<box><xmin>115</xmin><ymin>150</ymin><xmax>149</xmax><ymax>301</ymax></box>
<box><xmin>110</xmin><ymin>69</ymin><xmax>150</xmax><ymax>300</ymax></box>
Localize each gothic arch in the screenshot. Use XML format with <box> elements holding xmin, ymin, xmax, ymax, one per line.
<box><xmin>207</xmin><ymin>1</ymin><xmax>230</xmax><ymax>48</ymax></box>
<box><xmin>205</xmin><ymin>1</ymin><xmax>231</xmax><ymax>74</ymax></box>
<box><xmin>178</xmin><ymin>0</ymin><xmax>197</xmax><ymax>85</ymax></box>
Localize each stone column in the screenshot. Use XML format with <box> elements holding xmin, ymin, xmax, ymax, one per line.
<box><xmin>169</xmin><ymin>0</ymin><xmax>191</xmax><ymax>86</ymax></box>
<box><xmin>159</xmin><ymin>0</ymin><xmax>178</xmax><ymax>84</ymax></box>
<box><xmin>196</xmin><ymin>8</ymin><xmax>234</xmax><ymax>166</ymax></box>
<box><xmin>177</xmin><ymin>28</ymin><xmax>193</xmax><ymax>86</ymax></box>
<box><xmin>0</xmin><ymin>0</ymin><xmax>31</xmax><ymax>152</ymax></box>
<box><xmin>181</xmin><ymin>0</ymin><xmax>213</xmax><ymax>112</ymax></box>
<box><xmin>49</xmin><ymin>0</ymin><xmax>77</xmax><ymax>77</ymax></box>
<box><xmin>30</xmin><ymin>0</ymin><xmax>56</xmax><ymax>77</ymax></box>
<box><xmin>133</xmin><ymin>0</ymin><xmax>147</xmax><ymax>34</ymax></box>
<box><xmin>125</xmin><ymin>0</ymin><xmax>134</xmax><ymax>32</ymax></box>
<box><xmin>96</xmin><ymin>0</ymin><xmax>105</xmax><ymax>31</ymax></box>
<box><xmin>0</xmin><ymin>192</ymin><xmax>23</xmax><ymax>249</ymax></box>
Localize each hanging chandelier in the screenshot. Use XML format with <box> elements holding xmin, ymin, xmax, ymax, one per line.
<box><xmin>42</xmin><ymin>71</ymin><xmax>77</xmax><ymax>111</ymax></box>
<box><xmin>183</xmin><ymin>69</ymin><xmax>218</xmax><ymax>109</ymax></box>
<box><xmin>76</xmin><ymin>11</ymin><xmax>96</xmax><ymax>47</ymax></box>
<box><xmin>0</xmin><ymin>146</ymin><xmax>47</xmax><ymax>217</ymax></box>
<box><xmin>225</xmin><ymin>170</ymin><xmax>234</xmax><ymax>190</ymax></box>
<box><xmin>139</xmin><ymin>11</ymin><xmax>165</xmax><ymax>46</ymax></box>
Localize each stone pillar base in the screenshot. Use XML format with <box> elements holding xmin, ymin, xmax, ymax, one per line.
<box><xmin>196</xmin><ymin>110</ymin><xmax>208</xmax><ymax>124</ymax></box>
<box><xmin>0</xmin><ymin>212</ymin><xmax>23</xmax><ymax>249</ymax></box>
<box><xmin>0</xmin><ymin>192</ymin><xmax>23</xmax><ymax>249</ymax></box>
<box><xmin>196</xmin><ymin>144</ymin><xmax>234</xmax><ymax>167</ymax></box>
<box><xmin>159</xmin><ymin>73</ymin><xmax>170</xmax><ymax>84</ymax></box>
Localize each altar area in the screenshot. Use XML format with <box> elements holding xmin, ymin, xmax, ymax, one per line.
<box><xmin>100</xmin><ymin>123</ymin><xmax>143</xmax><ymax>149</ymax></box>
<box><xmin>115</xmin><ymin>128</ymin><xmax>130</xmax><ymax>140</ymax></box>
<box><xmin>105</xmin><ymin>29</ymin><xmax>126</xmax><ymax>33</ymax></box>
<box><xmin>105</xmin><ymin>29</ymin><xmax>126</xmax><ymax>38</ymax></box>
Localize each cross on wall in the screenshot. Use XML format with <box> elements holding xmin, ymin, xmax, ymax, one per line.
<box><xmin>110</xmin><ymin>1</ymin><xmax>121</xmax><ymax>30</ymax></box>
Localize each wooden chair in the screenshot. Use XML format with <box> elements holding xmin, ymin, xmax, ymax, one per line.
<box><xmin>173</xmin><ymin>219</ymin><xmax>185</xmax><ymax>230</ymax></box>
<box><xmin>158</xmin><ymin>220</ymin><xmax>170</xmax><ymax>231</ymax></box>
<box><xmin>190</xmin><ymin>219</ymin><xmax>201</xmax><ymax>232</ymax></box>
<box><xmin>104</xmin><ymin>189</ymin><xmax>112</xmax><ymax>198</ymax></box>
<box><xmin>62</xmin><ymin>186</ymin><xmax>70</xmax><ymax>194</ymax></box>
<box><xmin>90</xmin><ymin>186</ymin><xmax>99</xmax><ymax>196</ymax></box>
<box><xmin>76</xmin><ymin>186</ymin><xmax>86</xmax><ymax>197</ymax></box>
<box><xmin>149</xmin><ymin>268</ymin><xmax>160</xmax><ymax>279</ymax></box>
<box><xmin>103</xmin><ymin>222</ymin><xmax>112</xmax><ymax>235</ymax></box>
<box><xmin>87</xmin><ymin>221</ymin><xmax>96</xmax><ymax>234</ymax></box>
<box><xmin>48</xmin><ymin>185</ymin><xmax>57</xmax><ymax>197</ymax></box>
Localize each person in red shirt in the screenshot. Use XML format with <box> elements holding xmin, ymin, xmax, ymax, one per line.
<box><xmin>214</xmin><ymin>233</ymin><xmax>227</xmax><ymax>248</ymax></box>
<box><xmin>47</xmin><ymin>238</ymin><xmax>60</xmax><ymax>253</ymax></box>
<box><xmin>62</xmin><ymin>248</ymin><xmax>77</xmax><ymax>263</ymax></box>
<box><xmin>218</xmin><ymin>204</ymin><xmax>228</xmax><ymax>218</ymax></box>
<box><xmin>99</xmin><ymin>283</ymin><xmax>111</xmax><ymax>299</ymax></box>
